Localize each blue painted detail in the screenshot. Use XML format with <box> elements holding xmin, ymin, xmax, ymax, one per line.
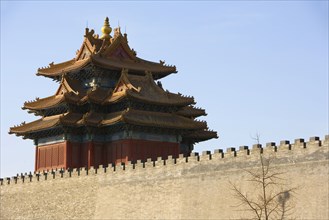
<box><xmin>39</xmin><ymin>131</ymin><xmax>181</xmax><ymax>144</ymax></box>
<box><xmin>93</xmin><ymin>131</ymin><xmax>178</xmax><ymax>142</ymax></box>
<box><xmin>38</xmin><ymin>135</ymin><xmax>65</xmax><ymax>146</ymax></box>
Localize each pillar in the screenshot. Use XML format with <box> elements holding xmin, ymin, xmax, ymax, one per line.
<box><xmin>35</xmin><ymin>145</ymin><xmax>39</xmax><ymax>172</ymax></box>
<box><xmin>87</xmin><ymin>141</ymin><xmax>94</xmax><ymax>169</ymax></box>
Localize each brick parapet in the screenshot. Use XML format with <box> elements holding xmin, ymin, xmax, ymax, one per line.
<box><xmin>1</xmin><ymin>135</ymin><xmax>328</xmax><ymax>187</ymax></box>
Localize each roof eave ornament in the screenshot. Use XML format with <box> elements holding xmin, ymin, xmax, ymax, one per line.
<box><xmin>100</xmin><ymin>17</ymin><xmax>112</xmax><ymax>40</ymax></box>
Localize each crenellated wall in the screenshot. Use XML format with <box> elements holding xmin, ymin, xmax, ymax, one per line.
<box><xmin>1</xmin><ymin>135</ymin><xmax>328</xmax><ymax>219</ymax></box>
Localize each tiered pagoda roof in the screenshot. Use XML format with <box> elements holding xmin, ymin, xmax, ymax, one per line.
<box><xmin>11</xmin><ymin>109</ymin><xmax>207</xmax><ymax>134</ymax></box>
<box><xmin>22</xmin><ymin>76</ymin><xmax>86</xmax><ymax>114</ymax></box>
<box><xmin>21</xmin><ymin>70</ymin><xmax>195</xmax><ymax>112</ymax></box>
<box><xmin>10</xmin><ymin>17</ymin><xmax>217</xmax><ymax>145</ymax></box>
<box><xmin>37</xmin><ymin>23</ymin><xmax>176</xmax><ymax>81</ymax></box>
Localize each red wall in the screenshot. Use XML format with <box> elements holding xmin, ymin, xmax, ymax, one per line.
<box><xmin>35</xmin><ymin>139</ymin><xmax>179</xmax><ymax>172</ymax></box>
<box><xmin>35</xmin><ymin>142</ymin><xmax>67</xmax><ymax>172</ymax></box>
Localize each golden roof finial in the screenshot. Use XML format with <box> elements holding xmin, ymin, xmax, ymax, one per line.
<box><xmin>100</xmin><ymin>17</ymin><xmax>112</xmax><ymax>40</ymax></box>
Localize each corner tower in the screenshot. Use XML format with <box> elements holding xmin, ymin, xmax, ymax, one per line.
<box><xmin>9</xmin><ymin>17</ymin><xmax>218</xmax><ymax>172</ymax></box>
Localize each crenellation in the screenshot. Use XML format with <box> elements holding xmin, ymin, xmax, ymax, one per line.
<box><xmin>294</xmin><ymin>138</ymin><xmax>306</xmax><ymax>148</ymax></box>
<box><xmin>85</xmin><ymin>167</ymin><xmax>90</xmax><ymax>175</ymax></box>
<box><xmin>70</xmin><ymin>167</ymin><xmax>80</xmax><ymax>177</ymax></box>
<box><xmin>135</xmin><ymin>160</ymin><xmax>144</xmax><ymax>169</ymax></box>
<box><xmin>225</xmin><ymin>147</ymin><xmax>236</xmax><ymax>158</ymax></box>
<box><xmin>104</xmin><ymin>164</ymin><xmax>112</xmax><ymax>173</ymax></box>
<box><xmin>103</xmin><ymin>165</ymin><xmax>108</xmax><ymax>173</ymax></box>
<box><xmin>20</xmin><ymin>174</ymin><xmax>25</xmax><ymax>183</ymax></box>
<box><xmin>20</xmin><ymin>174</ymin><xmax>26</xmax><ymax>182</ymax></box>
<box><xmin>324</xmin><ymin>135</ymin><xmax>329</xmax><ymax>145</ymax></box>
<box><xmin>213</xmin><ymin>149</ymin><xmax>223</xmax><ymax>154</ymax></box>
<box><xmin>202</xmin><ymin>151</ymin><xmax>211</xmax><ymax>156</ymax></box>
<box><xmin>20</xmin><ymin>173</ymin><xmax>26</xmax><ymax>182</ymax></box>
<box><xmin>309</xmin><ymin>136</ymin><xmax>319</xmax><ymax>142</ymax></box>
<box><xmin>154</xmin><ymin>157</ymin><xmax>164</xmax><ymax>166</ymax></box>
<box><xmin>265</xmin><ymin>142</ymin><xmax>276</xmax><ymax>148</ymax></box>
<box><xmin>212</xmin><ymin>149</ymin><xmax>224</xmax><ymax>159</ymax></box>
<box><xmin>60</xmin><ymin>169</ymin><xmax>68</xmax><ymax>179</ymax></box>
<box><xmin>308</xmin><ymin>136</ymin><xmax>321</xmax><ymax>147</ymax></box>
<box><xmin>176</xmin><ymin>154</ymin><xmax>187</xmax><ymax>164</ymax></box>
<box><xmin>43</xmin><ymin>171</ymin><xmax>48</xmax><ymax>181</ymax></box>
<box><xmin>0</xmin><ymin>135</ymin><xmax>328</xmax><ymax>188</ymax></box>
<box><xmin>35</xmin><ymin>172</ymin><xmax>40</xmax><ymax>181</ymax></box>
<box><xmin>19</xmin><ymin>174</ymin><xmax>25</xmax><ymax>183</ymax></box>
<box><xmin>239</xmin><ymin>145</ymin><xmax>249</xmax><ymax>151</ymax></box>
<box><xmin>89</xmin><ymin>166</ymin><xmax>98</xmax><ymax>174</ymax></box>
<box><xmin>50</xmin><ymin>170</ymin><xmax>56</xmax><ymax>179</ymax></box>
<box><xmin>13</xmin><ymin>176</ymin><xmax>18</xmax><ymax>184</ymax></box>
<box><xmin>28</xmin><ymin>172</ymin><xmax>33</xmax><ymax>182</ymax></box>
<box><xmin>97</xmin><ymin>164</ymin><xmax>107</xmax><ymax>173</ymax></box>
<box><xmin>263</xmin><ymin>143</ymin><xmax>276</xmax><ymax>155</ymax></box>
<box><xmin>108</xmin><ymin>163</ymin><xmax>115</xmax><ymax>171</ymax></box>
<box><xmin>252</xmin><ymin>144</ymin><xmax>262</xmax><ymax>150</ymax></box>
<box><xmin>144</xmin><ymin>158</ymin><xmax>154</xmax><ymax>168</ymax></box>
<box><xmin>71</xmin><ymin>167</ymin><xmax>81</xmax><ymax>177</ymax></box>
<box><xmin>280</xmin><ymin>140</ymin><xmax>290</xmax><ymax>145</ymax></box>
<box><xmin>115</xmin><ymin>163</ymin><xmax>125</xmax><ymax>172</ymax></box>
<box><xmin>55</xmin><ymin>169</ymin><xmax>63</xmax><ymax>179</ymax></box>
<box><xmin>200</xmin><ymin>151</ymin><xmax>211</xmax><ymax>160</ymax></box>
<box><xmin>188</xmin><ymin>152</ymin><xmax>200</xmax><ymax>162</ymax></box>
<box><xmin>35</xmin><ymin>172</ymin><xmax>43</xmax><ymax>182</ymax></box>
<box><xmin>113</xmin><ymin>163</ymin><xmax>119</xmax><ymax>173</ymax></box>
<box><xmin>166</xmin><ymin>155</ymin><xmax>176</xmax><ymax>165</ymax></box>
<box><xmin>125</xmin><ymin>163</ymin><xmax>135</xmax><ymax>171</ymax></box>
<box><xmin>278</xmin><ymin>140</ymin><xmax>291</xmax><ymax>150</ymax></box>
<box><xmin>249</xmin><ymin>144</ymin><xmax>262</xmax><ymax>159</ymax></box>
<box><xmin>20</xmin><ymin>173</ymin><xmax>27</xmax><ymax>183</ymax></box>
<box><xmin>113</xmin><ymin>163</ymin><xmax>118</xmax><ymax>172</ymax></box>
<box><xmin>53</xmin><ymin>169</ymin><xmax>60</xmax><ymax>177</ymax></box>
<box><xmin>68</xmin><ymin>168</ymin><xmax>73</xmax><ymax>177</ymax></box>
<box><xmin>57</xmin><ymin>169</ymin><xmax>63</xmax><ymax>178</ymax></box>
<box><xmin>236</xmin><ymin>146</ymin><xmax>249</xmax><ymax>156</ymax></box>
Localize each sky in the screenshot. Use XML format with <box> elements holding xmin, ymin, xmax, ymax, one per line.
<box><xmin>1</xmin><ymin>1</ymin><xmax>328</xmax><ymax>178</ymax></box>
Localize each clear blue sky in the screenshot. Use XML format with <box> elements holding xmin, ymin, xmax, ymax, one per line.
<box><xmin>1</xmin><ymin>1</ymin><xmax>328</xmax><ymax>177</ymax></box>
